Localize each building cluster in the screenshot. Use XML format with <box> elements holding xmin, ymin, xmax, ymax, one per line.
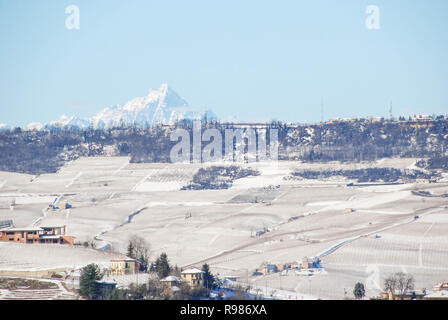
<box><xmin>48</xmin><ymin>202</ymin><xmax>72</xmax><ymax>211</ymax></box>
<box><xmin>253</xmin><ymin>256</ymin><xmax>321</xmax><ymax>276</ymax></box>
<box><xmin>325</xmin><ymin>114</ymin><xmax>445</xmax><ymax>124</ymax></box>
<box><xmin>374</xmin><ymin>280</ymin><xmax>448</xmax><ymax>300</ymax></box>
<box><xmin>425</xmin><ymin>281</ymin><xmax>448</xmax><ymax>300</ymax></box>
<box><xmin>105</xmin><ymin>259</ymin><xmax>205</xmax><ymax>291</ymax></box>
<box><xmin>0</xmin><ymin>220</ymin><xmax>74</xmax><ymax>245</ymax></box>
<box><xmin>411</xmin><ymin>114</ymin><xmax>433</xmax><ymax>121</ymax></box>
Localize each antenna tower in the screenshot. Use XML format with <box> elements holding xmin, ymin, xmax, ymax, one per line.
<box><xmin>389</xmin><ymin>100</ymin><xmax>393</xmax><ymax>120</ymax></box>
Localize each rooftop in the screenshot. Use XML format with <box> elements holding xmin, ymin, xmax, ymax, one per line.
<box><xmin>1</xmin><ymin>227</ymin><xmax>44</xmax><ymax>232</ymax></box>
<box><xmin>0</xmin><ymin>225</ymin><xmax>67</xmax><ymax>232</ymax></box>
<box><xmin>110</xmin><ymin>258</ymin><xmax>137</xmax><ymax>262</ymax></box>
<box><xmin>161</xmin><ymin>275</ymin><xmax>183</xmax><ymax>282</ymax></box>
<box><xmin>181</xmin><ymin>268</ymin><xmax>205</xmax><ymax>274</ymax></box>
<box><xmin>41</xmin><ymin>226</ymin><xmax>66</xmax><ymax>229</ymax></box>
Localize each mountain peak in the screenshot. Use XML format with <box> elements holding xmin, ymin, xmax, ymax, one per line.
<box><xmin>46</xmin><ymin>114</ymin><xmax>90</xmax><ymax>129</ymax></box>
<box><xmin>144</xmin><ymin>83</ymin><xmax>189</xmax><ymax>109</ymax></box>
<box><xmin>89</xmin><ymin>84</ymin><xmax>211</xmax><ymax>128</ymax></box>
<box><xmin>149</xmin><ymin>83</ymin><xmax>169</xmax><ymax>95</ymax></box>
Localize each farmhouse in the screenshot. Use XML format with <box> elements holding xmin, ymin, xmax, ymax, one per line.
<box><xmin>434</xmin><ymin>281</ymin><xmax>448</xmax><ymax>291</ymax></box>
<box><xmin>181</xmin><ymin>268</ymin><xmax>205</xmax><ymax>288</ymax></box>
<box><xmin>379</xmin><ymin>290</ymin><xmax>426</xmax><ymax>300</ymax></box>
<box><xmin>0</xmin><ymin>225</ymin><xmax>74</xmax><ymax>245</ymax></box>
<box><xmin>160</xmin><ymin>275</ymin><xmax>183</xmax><ymax>289</ymax></box>
<box><xmin>301</xmin><ymin>256</ymin><xmax>312</xmax><ymax>269</ymax></box>
<box><xmin>110</xmin><ymin>258</ymin><xmax>139</xmax><ymax>275</ymax></box>
<box><xmin>265</xmin><ymin>264</ymin><xmax>278</xmax><ymax>274</ymax></box>
<box><xmin>60</xmin><ymin>202</ymin><xmax>72</xmax><ymax>210</ymax></box>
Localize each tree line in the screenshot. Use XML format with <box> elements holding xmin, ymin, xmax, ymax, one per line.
<box><xmin>1</xmin><ymin>118</ymin><xmax>447</xmax><ymax>174</ymax></box>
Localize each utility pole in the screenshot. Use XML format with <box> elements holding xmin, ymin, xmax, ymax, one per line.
<box><xmin>389</xmin><ymin>100</ymin><xmax>393</xmax><ymax>121</ymax></box>
<box><xmin>321</xmin><ymin>97</ymin><xmax>324</xmax><ymax>124</ymax></box>
<box><xmin>279</xmin><ymin>272</ymin><xmax>282</xmax><ymax>290</ymax></box>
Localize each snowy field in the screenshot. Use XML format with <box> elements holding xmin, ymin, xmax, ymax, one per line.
<box><xmin>0</xmin><ymin>156</ymin><xmax>447</xmax><ymax>299</ymax></box>
<box><xmin>0</xmin><ymin>242</ymin><xmax>127</xmax><ymax>271</ymax></box>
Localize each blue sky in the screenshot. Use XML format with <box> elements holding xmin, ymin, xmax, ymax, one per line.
<box><xmin>0</xmin><ymin>0</ymin><xmax>447</xmax><ymax>126</ymax></box>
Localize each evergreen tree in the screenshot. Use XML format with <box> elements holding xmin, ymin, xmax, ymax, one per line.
<box><xmin>79</xmin><ymin>263</ymin><xmax>102</xmax><ymax>300</ymax></box>
<box><xmin>127</xmin><ymin>235</ymin><xmax>150</xmax><ymax>271</ymax></box>
<box><xmin>127</xmin><ymin>241</ymin><xmax>135</xmax><ymax>259</ymax></box>
<box><xmin>155</xmin><ymin>253</ymin><xmax>171</xmax><ymax>278</ymax></box>
<box><xmin>353</xmin><ymin>282</ymin><xmax>366</xmax><ymax>300</ymax></box>
<box><xmin>202</xmin><ymin>263</ymin><xmax>215</xmax><ymax>289</ymax></box>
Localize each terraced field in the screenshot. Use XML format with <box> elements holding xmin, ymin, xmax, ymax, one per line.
<box><xmin>0</xmin><ymin>277</ymin><xmax>77</xmax><ymax>300</ymax></box>
<box><xmin>0</xmin><ymin>156</ymin><xmax>447</xmax><ymax>299</ymax></box>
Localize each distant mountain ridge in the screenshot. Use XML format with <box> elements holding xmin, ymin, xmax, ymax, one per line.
<box><xmin>21</xmin><ymin>84</ymin><xmax>217</xmax><ymax>130</ymax></box>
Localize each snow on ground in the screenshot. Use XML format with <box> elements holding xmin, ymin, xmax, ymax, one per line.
<box><xmin>102</xmin><ymin>273</ymin><xmax>156</xmax><ymax>289</ymax></box>
<box><xmin>0</xmin><ymin>242</ymin><xmax>126</xmax><ymax>271</ymax></box>
<box><xmin>306</xmin><ymin>201</ymin><xmax>344</xmax><ymax>207</ymax></box>
<box><xmin>0</xmin><ymin>275</ymin><xmax>77</xmax><ymax>300</ymax></box>
<box><xmin>359</xmin><ymin>183</ymin><xmax>414</xmax><ymax>193</ymax></box>
<box><xmin>0</xmin><ymin>157</ymin><xmax>447</xmax><ymax>299</ymax></box>
<box><xmin>13</xmin><ymin>195</ymin><xmax>58</xmax><ymax>205</ymax></box>
<box><xmin>418</xmin><ymin>213</ymin><xmax>448</xmax><ymax>223</ymax></box>
<box><xmin>135</xmin><ymin>181</ymin><xmax>187</xmax><ymax>192</ymax></box>
<box><xmin>146</xmin><ymin>201</ymin><xmax>215</xmax><ymax>207</ymax></box>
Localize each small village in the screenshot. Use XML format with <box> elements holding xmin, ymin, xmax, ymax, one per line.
<box><xmin>1</xmin><ymin>252</ymin><xmax>448</xmax><ymax>300</ymax></box>
<box><xmin>1</xmin><ymin>222</ymin><xmax>447</xmax><ymax>301</ymax></box>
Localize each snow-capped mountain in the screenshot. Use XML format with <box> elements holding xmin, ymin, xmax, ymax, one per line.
<box><xmin>90</xmin><ymin>83</ymin><xmax>202</xmax><ymax>128</ymax></box>
<box><xmin>46</xmin><ymin>115</ymin><xmax>91</xmax><ymax>130</ymax></box>
<box><xmin>25</xmin><ymin>122</ymin><xmax>44</xmax><ymax>131</ymax></box>
<box><xmin>0</xmin><ymin>123</ymin><xmax>12</xmax><ymax>131</ymax></box>
<box><xmin>38</xmin><ymin>84</ymin><xmax>216</xmax><ymax>130</ymax></box>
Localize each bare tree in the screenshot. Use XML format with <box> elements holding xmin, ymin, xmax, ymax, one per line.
<box><xmin>384</xmin><ymin>276</ymin><xmax>397</xmax><ymax>295</ymax></box>
<box><xmin>87</xmin><ymin>238</ymin><xmax>97</xmax><ymax>249</ymax></box>
<box><xmin>127</xmin><ymin>235</ymin><xmax>151</xmax><ymax>272</ymax></box>
<box><xmin>384</xmin><ymin>272</ymin><xmax>414</xmax><ymax>300</ymax></box>
<box><xmin>396</xmin><ymin>272</ymin><xmax>415</xmax><ymax>299</ymax></box>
